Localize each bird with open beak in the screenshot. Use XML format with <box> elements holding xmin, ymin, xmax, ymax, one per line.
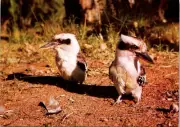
<box><xmin>41</xmin><ymin>33</ymin><xmax>87</xmax><ymax>84</ymax></box>
<box><xmin>109</xmin><ymin>34</ymin><xmax>154</xmax><ymax>104</ymax></box>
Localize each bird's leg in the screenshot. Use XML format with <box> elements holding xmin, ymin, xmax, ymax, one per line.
<box><xmin>115</xmin><ymin>95</ymin><xmax>123</xmax><ymax>104</ymax></box>
<box><xmin>132</xmin><ymin>86</ymin><xmax>142</xmax><ymax>103</ymax></box>
<box><xmin>113</xmin><ymin>83</ymin><xmax>125</xmax><ymax>104</ymax></box>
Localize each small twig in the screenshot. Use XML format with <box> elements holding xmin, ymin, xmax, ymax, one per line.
<box><xmin>170</xmin><ymin>58</ymin><xmax>178</xmax><ymax>64</ymax></box>
<box><xmin>165</xmin><ymin>72</ymin><xmax>178</xmax><ymax>77</ymax></box>
<box><xmin>3</xmin><ymin>118</ymin><xmax>19</xmax><ymax>126</ymax></box>
<box><xmin>159</xmin><ymin>65</ymin><xmax>173</xmax><ymax>68</ymax></box>
<box><xmin>31</xmin><ymin>8</ymin><xmax>38</xmax><ymax>22</ymax></box>
<box><xmin>61</xmin><ymin>112</ymin><xmax>73</xmax><ymax>123</ymax></box>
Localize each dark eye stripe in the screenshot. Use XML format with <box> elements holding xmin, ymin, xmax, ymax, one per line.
<box><xmin>52</xmin><ymin>38</ymin><xmax>71</xmax><ymax>45</ymax></box>
<box><xmin>131</xmin><ymin>45</ymin><xmax>138</xmax><ymax>49</ymax></box>
<box><xmin>62</xmin><ymin>39</ymin><xmax>71</xmax><ymax>45</ymax></box>
<box><xmin>117</xmin><ymin>40</ymin><xmax>139</xmax><ymax>50</ymax></box>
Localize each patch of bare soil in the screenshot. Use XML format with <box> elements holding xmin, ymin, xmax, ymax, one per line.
<box><xmin>0</xmin><ymin>52</ymin><xmax>178</xmax><ymax>126</ymax></box>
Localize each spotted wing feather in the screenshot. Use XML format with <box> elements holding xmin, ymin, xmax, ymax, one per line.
<box><xmin>137</xmin><ymin>65</ymin><xmax>147</xmax><ymax>86</ymax></box>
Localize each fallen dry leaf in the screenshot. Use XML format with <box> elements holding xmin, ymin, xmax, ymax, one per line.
<box><xmin>39</xmin><ymin>96</ymin><xmax>62</xmax><ymax>115</ymax></box>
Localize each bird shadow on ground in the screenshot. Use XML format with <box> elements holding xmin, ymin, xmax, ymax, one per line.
<box><xmin>6</xmin><ymin>73</ymin><xmax>134</xmax><ymax>101</ymax></box>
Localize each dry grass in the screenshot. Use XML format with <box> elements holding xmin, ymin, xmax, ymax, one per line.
<box><xmin>1</xmin><ymin>22</ymin><xmax>119</xmax><ymax>67</ymax></box>
<box><xmin>0</xmin><ymin>16</ymin><xmax>179</xmax><ymax>74</ymax></box>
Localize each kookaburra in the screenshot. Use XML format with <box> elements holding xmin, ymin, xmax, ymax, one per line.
<box><xmin>41</xmin><ymin>33</ymin><xmax>87</xmax><ymax>84</ymax></box>
<box><xmin>109</xmin><ymin>34</ymin><xmax>154</xmax><ymax>103</ymax></box>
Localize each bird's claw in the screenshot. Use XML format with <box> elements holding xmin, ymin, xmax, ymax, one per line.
<box><xmin>113</xmin><ymin>95</ymin><xmax>122</xmax><ymax>105</ymax></box>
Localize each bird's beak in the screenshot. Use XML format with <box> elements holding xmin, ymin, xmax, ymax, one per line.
<box><xmin>136</xmin><ymin>52</ymin><xmax>154</xmax><ymax>64</ymax></box>
<box><xmin>40</xmin><ymin>41</ymin><xmax>59</xmax><ymax>48</ymax></box>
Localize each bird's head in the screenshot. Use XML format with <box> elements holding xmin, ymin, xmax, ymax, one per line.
<box><xmin>117</xmin><ymin>34</ymin><xmax>154</xmax><ymax>64</ymax></box>
<box><xmin>41</xmin><ymin>33</ymin><xmax>80</xmax><ymax>54</ymax></box>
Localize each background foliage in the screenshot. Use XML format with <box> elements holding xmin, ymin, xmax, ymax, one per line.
<box><xmin>1</xmin><ymin>0</ymin><xmax>179</xmax><ymax>51</ymax></box>
<box><xmin>1</xmin><ymin>0</ymin><xmax>64</xmax><ymax>31</ymax></box>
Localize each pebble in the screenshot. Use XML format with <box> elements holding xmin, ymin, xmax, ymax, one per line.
<box><xmin>166</xmin><ymin>91</ymin><xmax>172</xmax><ymax>98</ymax></box>
<box><xmin>167</xmin><ymin>98</ymin><xmax>173</xmax><ymax>101</ymax></box>
<box><xmin>100</xmin><ymin>117</ymin><xmax>108</xmax><ymax>122</ymax></box>
<box><xmin>69</xmin><ymin>97</ymin><xmax>75</xmax><ymax>102</ymax></box>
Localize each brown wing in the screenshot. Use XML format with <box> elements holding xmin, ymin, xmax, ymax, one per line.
<box><xmin>109</xmin><ymin>62</ymin><xmax>137</xmax><ymax>90</ymax></box>
<box><xmin>77</xmin><ymin>52</ymin><xmax>87</xmax><ymax>71</ymax></box>
<box><xmin>140</xmin><ymin>65</ymin><xmax>146</xmax><ymax>76</ymax></box>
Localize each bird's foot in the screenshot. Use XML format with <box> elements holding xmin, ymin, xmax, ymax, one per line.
<box><xmin>113</xmin><ymin>95</ymin><xmax>122</xmax><ymax>105</ymax></box>
<box><xmin>132</xmin><ymin>86</ymin><xmax>142</xmax><ymax>104</ymax></box>
<box><xmin>133</xmin><ymin>96</ymin><xmax>141</xmax><ymax>105</ymax></box>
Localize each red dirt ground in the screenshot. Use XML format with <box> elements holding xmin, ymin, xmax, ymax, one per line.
<box><xmin>0</xmin><ymin>52</ymin><xmax>178</xmax><ymax>126</ymax></box>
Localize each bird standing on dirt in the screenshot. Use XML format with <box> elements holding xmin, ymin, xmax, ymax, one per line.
<box><xmin>109</xmin><ymin>34</ymin><xmax>154</xmax><ymax>103</ymax></box>
<box><xmin>41</xmin><ymin>33</ymin><xmax>87</xmax><ymax>84</ymax></box>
